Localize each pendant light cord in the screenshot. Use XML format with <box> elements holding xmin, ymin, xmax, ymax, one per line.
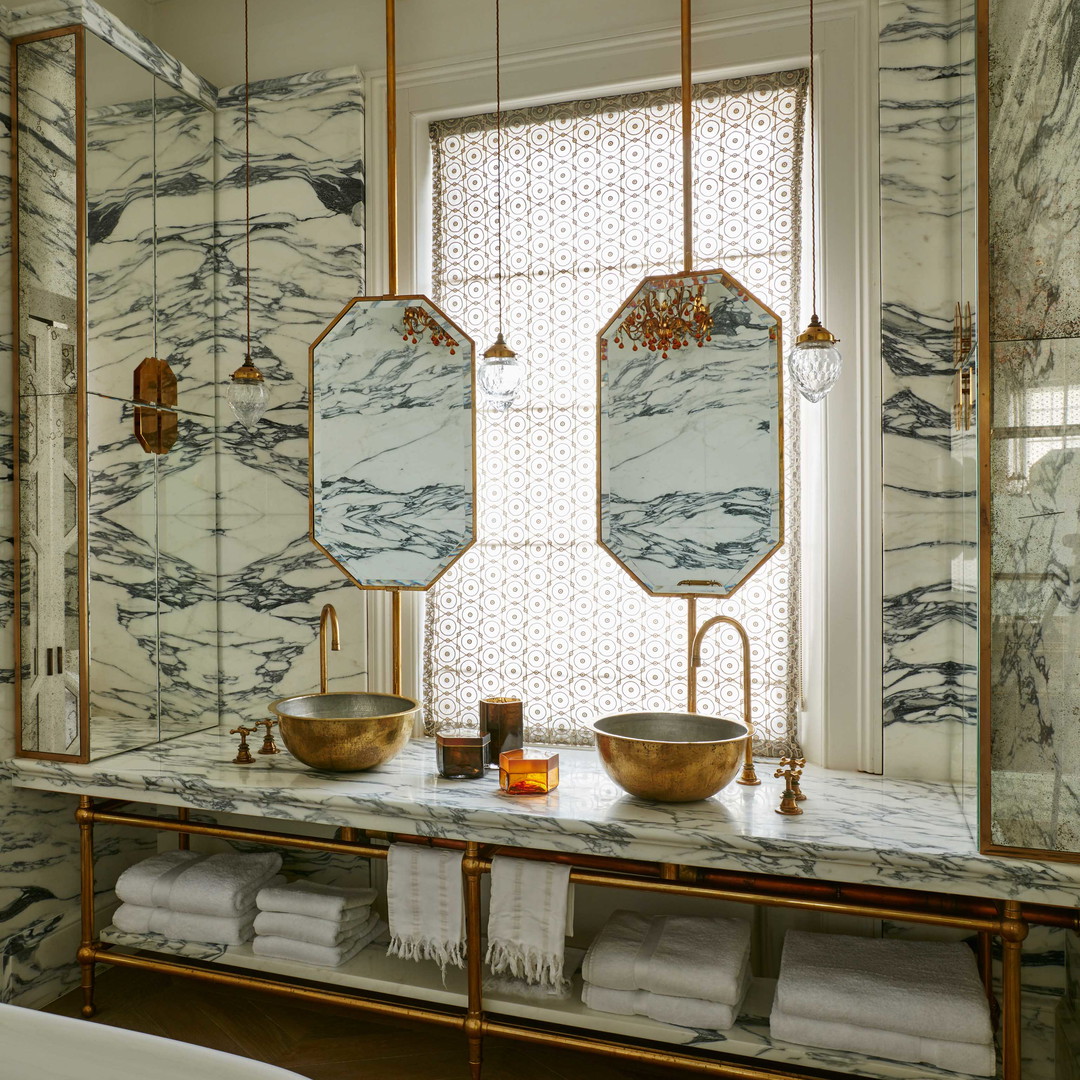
<box><xmin>495</xmin><ymin>0</ymin><xmax>504</xmax><ymax>333</ymax></box>
<box><xmin>808</xmin><ymin>0</ymin><xmax>817</xmax><ymax>321</ymax></box>
<box><xmin>244</xmin><ymin>0</ymin><xmax>252</xmax><ymax>358</ymax></box>
<box><xmin>681</xmin><ymin>0</ymin><xmax>693</xmax><ymax>274</ymax></box>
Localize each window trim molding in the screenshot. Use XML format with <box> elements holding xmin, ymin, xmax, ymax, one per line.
<box><xmin>364</xmin><ymin>0</ymin><xmax>882</xmax><ymax>772</ymax></box>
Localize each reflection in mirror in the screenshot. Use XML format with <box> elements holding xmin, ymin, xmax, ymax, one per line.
<box><xmin>598</xmin><ymin>270</ymin><xmax>783</xmax><ymax>598</ymax></box>
<box><xmin>16</xmin><ymin>32</ymin><xmax>83</xmax><ymax>756</ymax></box>
<box><xmin>310</xmin><ymin>296</ymin><xmax>475</xmax><ymax>589</ymax></box>
<box><xmin>85</xmin><ymin>31</ymin><xmax>155</xmax><ymax>401</ymax></box>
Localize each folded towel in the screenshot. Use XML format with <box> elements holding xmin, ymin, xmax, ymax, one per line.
<box><xmin>486</xmin><ymin>856</ymin><xmax>571</xmax><ymax>994</ymax></box>
<box><xmin>386</xmin><ymin>844</ymin><xmax>465</xmax><ymax>974</ymax></box>
<box><xmin>253</xmin><ymin>907</ymin><xmax>372</xmax><ymax>948</ymax></box>
<box><xmin>113</xmin><ymin>903</ymin><xmax>256</xmax><ymax>946</ymax></box>
<box><xmin>582</xmin><ymin>975</ymin><xmax>750</xmax><ymax>1032</ymax></box>
<box><xmin>581</xmin><ymin>910</ymin><xmax>650</xmax><ymax>991</ymax></box>
<box><xmin>582</xmin><ymin>910</ymin><xmax>750</xmax><ymax>1005</ymax></box>
<box><xmin>775</xmin><ymin>931</ymin><xmax>993</xmax><ymax>1047</ymax></box>
<box><xmin>638</xmin><ymin>915</ymin><xmax>751</xmax><ymax>1004</ymax></box>
<box><xmin>256</xmin><ymin>879</ymin><xmax>378</xmax><ymax>921</ymax></box>
<box><xmin>116</xmin><ymin>851</ymin><xmax>284</xmax><ymax>918</ymax></box>
<box><xmin>770</xmin><ymin>1007</ymin><xmax>996</xmax><ymax>1077</ymax></box>
<box><xmin>253</xmin><ymin>914</ymin><xmax>383</xmax><ymax>969</ymax></box>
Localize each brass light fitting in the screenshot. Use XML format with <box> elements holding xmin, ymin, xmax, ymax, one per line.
<box><xmin>133</xmin><ymin>356</ymin><xmax>179</xmax><ymax>454</ymax></box>
<box><xmin>402</xmin><ymin>305</ymin><xmax>459</xmax><ymax>353</ymax></box>
<box><xmin>612</xmin><ymin>282</ymin><xmax>713</xmax><ymax>359</ymax></box>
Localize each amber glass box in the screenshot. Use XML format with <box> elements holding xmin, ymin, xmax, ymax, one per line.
<box><xmin>498</xmin><ymin>749</ymin><xmax>559</xmax><ymax>795</ymax></box>
<box><xmin>436</xmin><ymin>734</ymin><xmax>489</xmax><ymax>779</ymax></box>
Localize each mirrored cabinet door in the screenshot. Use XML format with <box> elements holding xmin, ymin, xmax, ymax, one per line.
<box><xmin>14</xmin><ymin>27</ymin><xmax>219</xmax><ymax>761</ymax></box>
<box><xmin>14</xmin><ymin>30</ymin><xmax>86</xmax><ymax>758</ymax></box>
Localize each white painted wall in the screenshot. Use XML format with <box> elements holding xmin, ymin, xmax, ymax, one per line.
<box><xmin>102</xmin><ymin>0</ymin><xmax>809</xmax><ymax>86</ymax></box>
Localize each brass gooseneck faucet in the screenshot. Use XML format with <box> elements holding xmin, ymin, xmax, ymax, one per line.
<box><xmin>319</xmin><ymin>603</ymin><xmax>341</xmax><ymax>694</ymax></box>
<box><xmin>689</xmin><ymin>614</ymin><xmax>759</xmax><ymax>786</ymax></box>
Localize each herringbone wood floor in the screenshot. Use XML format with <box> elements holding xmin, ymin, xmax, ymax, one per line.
<box><xmin>46</xmin><ymin>967</ymin><xmax>685</xmax><ymax>1079</ymax></box>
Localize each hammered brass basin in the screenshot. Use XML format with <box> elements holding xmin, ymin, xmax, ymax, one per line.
<box><xmin>269</xmin><ymin>692</ymin><xmax>418</xmax><ymax>772</ymax></box>
<box><xmin>592</xmin><ymin>712</ymin><xmax>749</xmax><ymax>802</ymax></box>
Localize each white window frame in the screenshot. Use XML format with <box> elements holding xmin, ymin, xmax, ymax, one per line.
<box><xmin>364</xmin><ymin>0</ymin><xmax>882</xmax><ymax>772</ymax></box>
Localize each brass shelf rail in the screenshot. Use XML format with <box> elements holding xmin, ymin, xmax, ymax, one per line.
<box><xmin>75</xmin><ymin>796</ymin><xmax>1075</xmax><ymax>1080</ymax></box>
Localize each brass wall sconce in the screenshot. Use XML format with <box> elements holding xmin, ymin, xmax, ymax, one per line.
<box><xmin>133</xmin><ymin>356</ymin><xmax>178</xmax><ymax>455</ymax></box>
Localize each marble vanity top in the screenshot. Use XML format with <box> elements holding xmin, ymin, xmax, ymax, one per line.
<box><xmin>6</xmin><ymin>731</ymin><xmax>1080</xmax><ymax>907</ymax></box>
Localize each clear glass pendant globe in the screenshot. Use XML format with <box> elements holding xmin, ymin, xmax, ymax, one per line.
<box><xmin>790</xmin><ymin>339</ymin><xmax>842</xmax><ymax>403</ymax></box>
<box><xmin>227</xmin><ymin>377</ymin><xmax>269</xmax><ymax>430</ymax></box>
<box><xmin>478</xmin><ymin>354</ymin><xmax>525</xmax><ymax>412</ymax></box>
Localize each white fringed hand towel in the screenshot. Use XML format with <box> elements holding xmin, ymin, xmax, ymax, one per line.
<box><xmin>485</xmin><ymin>856</ymin><xmax>571</xmax><ymax>994</ymax></box>
<box><xmin>386</xmin><ymin>844</ymin><xmax>465</xmax><ymax>973</ymax></box>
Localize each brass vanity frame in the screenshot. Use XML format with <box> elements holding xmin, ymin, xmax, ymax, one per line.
<box><xmin>74</xmin><ymin>796</ymin><xmax>1078</xmax><ymax>1080</ymax></box>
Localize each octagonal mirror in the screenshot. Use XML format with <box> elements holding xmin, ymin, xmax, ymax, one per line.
<box><xmin>598</xmin><ymin>269</ymin><xmax>783</xmax><ymax>598</ymax></box>
<box><xmin>310</xmin><ymin>295</ymin><xmax>475</xmax><ymax>589</ymax></box>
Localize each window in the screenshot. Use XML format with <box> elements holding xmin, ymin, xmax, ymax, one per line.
<box><xmin>423</xmin><ymin>72</ymin><xmax>808</xmax><ymax>755</ymax></box>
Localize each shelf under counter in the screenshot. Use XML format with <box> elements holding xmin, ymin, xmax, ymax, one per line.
<box><xmin>96</xmin><ymin>926</ymin><xmax>998</xmax><ymax>1080</ymax></box>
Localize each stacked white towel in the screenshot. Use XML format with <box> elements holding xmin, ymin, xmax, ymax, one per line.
<box><xmin>253</xmin><ymin>879</ymin><xmax>384</xmax><ymax>968</ymax></box>
<box><xmin>113</xmin><ymin>850</ymin><xmax>284</xmax><ymax>946</ymax></box>
<box><xmin>581</xmin><ymin>910</ymin><xmax>752</xmax><ymax>1031</ymax></box>
<box><xmin>771</xmin><ymin>931</ymin><xmax>996</xmax><ymax>1077</ymax></box>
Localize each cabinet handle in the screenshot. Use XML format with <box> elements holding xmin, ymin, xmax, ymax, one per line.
<box><xmin>56</xmin><ymin>646</ymin><xmax>63</xmax><ymax>674</ymax></box>
<box><xmin>45</xmin><ymin>648</ymin><xmax>53</xmax><ymax>676</ymax></box>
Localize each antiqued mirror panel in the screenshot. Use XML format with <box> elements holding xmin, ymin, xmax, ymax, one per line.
<box><xmin>598</xmin><ymin>270</ymin><xmax>783</xmax><ymax>598</ymax></box>
<box><xmin>311</xmin><ymin>296</ymin><xmax>475</xmax><ymax>589</ymax></box>
<box><xmin>16</xmin><ymin>32</ymin><xmax>83</xmax><ymax>756</ymax></box>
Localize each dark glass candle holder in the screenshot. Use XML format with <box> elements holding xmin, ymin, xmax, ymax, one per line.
<box><xmin>436</xmin><ymin>734</ymin><xmax>489</xmax><ymax>779</ymax></box>
<box><xmin>480</xmin><ymin>696</ymin><xmax>523</xmax><ymax>766</ymax></box>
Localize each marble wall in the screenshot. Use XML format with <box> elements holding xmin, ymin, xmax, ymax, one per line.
<box><xmin>986</xmin><ymin>0</ymin><xmax>1080</xmax><ymax>854</ymax></box>
<box><xmin>213</xmin><ymin>66</ymin><xmax>370</xmax><ymax>728</ymax></box>
<box><xmin>878</xmin><ymin>0</ymin><xmax>977</xmax><ymax>784</ymax></box>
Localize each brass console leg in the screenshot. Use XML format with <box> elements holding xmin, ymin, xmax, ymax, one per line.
<box><xmin>463</xmin><ymin>842</ymin><xmax>485</xmax><ymax>1079</ymax></box>
<box><xmin>75</xmin><ymin>796</ymin><xmax>97</xmax><ymax>1018</ymax></box>
<box><xmin>1000</xmin><ymin>900</ymin><xmax>1028</xmax><ymax>1080</ymax></box>
<box><xmin>177</xmin><ymin>806</ymin><xmax>190</xmax><ymax>851</ymax></box>
<box><xmin>976</xmin><ymin>929</ymin><xmax>999</xmax><ymax>1028</ymax></box>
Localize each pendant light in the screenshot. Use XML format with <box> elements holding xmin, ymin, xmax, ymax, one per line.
<box><xmin>478</xmin><ymin>0</ymin><xmax>525</xmax><ymax>411</ymax></box>
<box><xmin>789</xmin><ymin>0</ymin><xmax>842</xmax><ymax>403</ymax></box>
<box><xmin>227</xmin><ymin>0</ymin><xmax>270</xmax><ymax>430</ymax></box>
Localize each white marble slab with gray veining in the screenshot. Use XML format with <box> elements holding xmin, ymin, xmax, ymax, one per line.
<box><xmin>8</xmin><ymin>731</ymin><xmax>1080</xmax><ymax>908</ymax></box>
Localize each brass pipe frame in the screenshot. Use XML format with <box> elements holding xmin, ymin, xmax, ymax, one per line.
<box><xmin>680</xmin><ymin>0</ymin><xmax>693</xmax><ymax>274</ymax></box>
<box><xmin>483</xmin><ymin>1018</ymin><xmax>814</xmax><ymax>1079</ymax></box>
<box><xmin>85</xmin><ymin>808</ymin><xmax>390</xmax><ymax>860</ymax></box>
<box><xmin>90</xmin><ymin>945</ymin><xmax>464</xmax><ymax>1029</ymax></box>
<box><xmin>463</xmin><ymin>841</ymin><xmax>485</xmax><ymax>1079</ymax></box>
<box><xmin>75</xmin><ymin>799</ymin><xmax>1058</xmax><ymax>1079</ymax></box>
<box><xmin>689</xmin><ymin>614</ymin><xmax>758</xmax><ymax>784</ymax></box>
<box><xmin>77</xmin><ymin>795</ymin><xmax>96</xmax><ymax>1017</ymax></box>
<box><xmin>391</xmin><ymin>588</ymin><xmax>402</xmax><ymax>696</ymax></box>
<box><xmin>319</xmin><ymin>603</ymin><xmax>341</xmax><ymax>695</ymax></box>
<box><xmin>385</xmin><ymin>0</ymin><xmax>397</xmax><ymax>296</ymax></box>
<box><xmin>686</xmin><ymin>595</ymin><xmax>697</xmax><ymax>709</ymax></box>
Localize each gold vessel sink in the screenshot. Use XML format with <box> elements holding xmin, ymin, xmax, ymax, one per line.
<box><xmin>591</xmin><ymin>712</ymin><xmax>749</xmax><ymax>802</ymax></box>
<box><xmin>269</xmin><ymin>692</ymin><xmax>418</xmax><ymax>772</ymax></box>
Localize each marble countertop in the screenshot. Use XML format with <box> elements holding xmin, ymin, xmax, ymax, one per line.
<box><xmin>6</xmin><ymin>730</ymin><xmax>1080</xmax><ymax>906</ymax></box>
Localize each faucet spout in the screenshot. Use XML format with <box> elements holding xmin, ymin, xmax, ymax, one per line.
<box><xmin>319</xmin><ymin>603</ymin><xmax>341</xmax><ymax>694</ymax></box>
<box><xmin>688</xmin><ymin>613</ymin><xmax>759</xmax><ymax>785</ymax></box>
